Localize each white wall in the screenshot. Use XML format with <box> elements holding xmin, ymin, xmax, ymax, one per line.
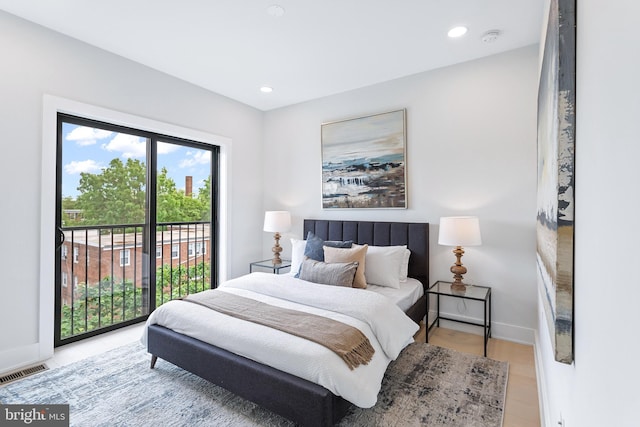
<box><xmin>0</xmin><ymin>11</ymin><xmax>264</xmax><ymax>374</ymax></box>
<box><xmin>6</xmin><ymin>2</ymin><xmax>637</xmax><ymax>422</ymax></box>
<box><xmin>536</xmin><ymin>1</ymin><xmax>640</xmax><ymax>426</ymax></box>
<box><xmin>263</xmin><ymin>46</ymin><xmax>540</xmax><ymax>344</ymax></box>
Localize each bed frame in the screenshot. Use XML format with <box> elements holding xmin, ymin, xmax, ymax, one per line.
<box><xmin>147</xmin><ymin>220</ymin><xmax>429</xmax><ymax>427</ymax></box>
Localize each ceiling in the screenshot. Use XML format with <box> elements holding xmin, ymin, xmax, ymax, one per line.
<box><xmin>0</xmin><ymin>0</ymin><xmax>544</xmax><ymax>111</ymax></box>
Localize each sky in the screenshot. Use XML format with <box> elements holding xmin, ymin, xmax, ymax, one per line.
<box><xmin>61</xmin><ymin>122</ymin><xmax>212</xmax><ymax>199</ymax></box>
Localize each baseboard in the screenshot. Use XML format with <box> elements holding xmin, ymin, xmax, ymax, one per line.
<box><xmin>428</xmin><ymin>309</ymin><xmax>535</xmax><ymax>345</ymax></box>
<box><xmin>534</xmin><ymin>329</ymin><xmax>552</xmax><ymax>427</ymax></box>
<box><xmin>0</xmin><ymin>343</ymin><xmax>43</xmax><ymax>376</ymax></box>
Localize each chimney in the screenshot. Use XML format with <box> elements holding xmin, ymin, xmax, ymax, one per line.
<box><xmin>185</xmin><ymin>176</ymin><xmax>193</xmax><ymax>197</ymax></box>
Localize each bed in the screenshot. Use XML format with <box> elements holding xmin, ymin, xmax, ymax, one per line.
<box><xmin>145</xmin><ymin>219</ymin><xmax>429</xmax><ymax>427</ymax></box>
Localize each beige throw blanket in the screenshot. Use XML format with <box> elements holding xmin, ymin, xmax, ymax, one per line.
<box><xmin>182</xmin><ymin>290</ymin><xmax>375</xmax><ymax>370</ymax></box>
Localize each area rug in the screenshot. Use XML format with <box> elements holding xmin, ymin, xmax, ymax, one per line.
<box><xmin>0</xmin><ymin>341</ymin><xmax>508</xmax><ymax>426</ymax></box>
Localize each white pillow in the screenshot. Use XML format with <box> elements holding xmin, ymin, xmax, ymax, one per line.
<box><xmin>400</xmin><ymin>247</ymin><xmax>411</xmax><ymax>282</ymax></box>
<box><xmin>355</xmin><ymin>244</ymin><xmax>407</xmax><ymax>289</ymax></box>
<box><xmin>290</xmin><ymin>238</ymin><xmax>307</xmax><ymax>275</ymax></box>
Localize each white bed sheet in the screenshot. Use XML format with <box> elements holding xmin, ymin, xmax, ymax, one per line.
<box><xmin>285</xmin><ymin>272</ymin><xmax>424</xmax><ymax>312</ymax></box>
<box><xmin>365</xmin><ymin>277</ymin><xmax>424</xmax><ymax>312</ymax></box>
<box><xmin>142</xmin><ymin>272</ymin><xmax>419</xmax><ymax>408</ymax></box>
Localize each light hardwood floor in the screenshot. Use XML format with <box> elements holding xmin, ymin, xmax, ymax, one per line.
<box><xmin>415</xmin><ymin>325</ymin><xmax>541</xmax><ymax>427</ymax></box>
<box><xmin>46</xmin><ymin>323</ymin><xmax>145</xmax><ymax>369</ymax></box>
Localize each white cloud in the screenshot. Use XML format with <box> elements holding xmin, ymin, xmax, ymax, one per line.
<box><xmin>64</xmin><ymin>159</ymin><xmax>102</xmax><ymax>174</ymax></box>
<box><xmin>157</xmin><ymin>141</ymin><xmax>181</xmax><ymax>155</ymax></box>
<box><xmin>180</xmin><ymin>150</ymin><xmax>211</xmax><ymax>168</ymax></box>
<box><xmin>66</xmin><ymin>126</ymin><xmax>113</xmax><ymax>146</ymax></box>
<box><xmin>102</xmin><ymin>134</ymin><xmax>146</xmax><ymax>158</ymax></box>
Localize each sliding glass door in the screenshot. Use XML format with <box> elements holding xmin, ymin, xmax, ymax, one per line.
<box><xmin>55</xmin><ymin>114</ymin><xmax>218</xmax><ymax>346</ymax></box>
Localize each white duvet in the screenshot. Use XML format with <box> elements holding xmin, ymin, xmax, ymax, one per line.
<box><xmin>142</xmin><ymin>272</ymin><xmax>419</xmax><ymax>408</ymax></box>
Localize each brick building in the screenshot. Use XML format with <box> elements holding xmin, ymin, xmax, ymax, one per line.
<box><xmin>59</xmin><ymin>224</ymin><xmax>210</xmax><ymax>305</ymax></box>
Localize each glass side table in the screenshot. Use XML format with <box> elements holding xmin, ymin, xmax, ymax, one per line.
<box><xmin>249</xmin><ymin>259</ymin><xmax>291</xmax><ymax>274</ymax></box>
<box><xmin>426</xmin><ymin>280</ymin><xmax>492</xmax><ymax>356</ymax></box>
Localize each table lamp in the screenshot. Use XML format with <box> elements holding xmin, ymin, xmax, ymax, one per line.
<box><xmin>438</xmin><ymin>216</ymin><xmax>482</xmax><ymax>291</ymax></box>
<box><xmin>263</xmin><ymin>211</ymin><xmax>291</xmax><ymax>265</ymax></box>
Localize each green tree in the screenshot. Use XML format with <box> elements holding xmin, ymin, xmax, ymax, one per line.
<box><xmin>197</xmin><ymin>176</ymin><xmax>212</xmax><ymax>221</ymax></box>
<box><xmin>73</xmin><ymin>160</ymin><xmax>210</xmax><ymax>225</ymax></box>
<box><xmin>76</xmin><ymin>158</ymin><xmax>146</xmax><ymax>225</ymax></box>
<box><xmin>156</xmin><ymin>167</ymin><xmax>204</xmax><ymax>222</ymax></box>
<box><xmin>61</xmin><ymin>196</ymin><xmax>82</xmax><ymax>226</ymax></box>
<box><xmin>61</xmin><ymin>196</ymin><xmax>78</xmax><ymax>210</ymax></box>
<box><xmin>61</xmin><ymin>262</ymin><xmax>211</xmax><ymax>339</ymax></box>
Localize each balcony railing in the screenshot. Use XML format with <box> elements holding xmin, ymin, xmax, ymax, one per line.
<box><xmin>59</xmin><ymin>222</ymin><xmax>211</xmax><ymax>341</ymax></box>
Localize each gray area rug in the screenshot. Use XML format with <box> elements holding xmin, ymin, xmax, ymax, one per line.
<box><xmin>0</xmin><ymin>341</ymin><xmax>508</xmax><ymax>426</ymax></box>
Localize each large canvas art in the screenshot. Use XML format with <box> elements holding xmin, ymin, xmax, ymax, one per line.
<box><xmin>536</xmin><ymin>0</ymin><xmax>576</xmax><ymax>364</ymax></box>
<box><xmin>321</xmin><ymin>109</ymin><xmax>406</xmax><ymax>209</ymax></box>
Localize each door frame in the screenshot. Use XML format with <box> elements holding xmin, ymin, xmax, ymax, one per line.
<box><xmin>39</xmin><ymin>95</ymin><xmax>231</xmax><ymax>359</ymax></box>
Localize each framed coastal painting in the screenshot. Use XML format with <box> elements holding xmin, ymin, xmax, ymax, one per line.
<box><xmin>321</xmin><ymin>109</ymin><xmax>406</xmax><ymax>209</ymax></box>
<box><xmin>536</xmin><ymin>0</ymin><xmax>576</xmax><ymax>364</ymax></box>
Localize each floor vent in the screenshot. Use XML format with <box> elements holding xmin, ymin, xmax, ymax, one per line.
<box><xmin>0</xmin><ymin>364</ymin><xmax>48</xmax><ymax>385</ymax></box>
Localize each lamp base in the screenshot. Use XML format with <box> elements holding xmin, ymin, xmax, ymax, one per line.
<box><xmin>450</xmin><ymin>281</ymin><xmax>467</xmax><ymax>293</ymax></box>
<box><xmin>272</xmin><ymin>232</ymin><xmax>283</xmax><ymax>265</ymax></box>
<box><xmin>450</xmin><ymin>246</ymin><xmax>468</xmax><ymax>291</ymax></box>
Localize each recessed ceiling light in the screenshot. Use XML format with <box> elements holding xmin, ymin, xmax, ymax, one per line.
<box><xmin>260</xmin><ymin>86</ymin><xmax>273</xmax><ymax>93</ymax></box>
<box><xmin>448</xmin><ymin>26</ymin><xmax>468</xmax><ymax>38</ymax></box>
<box><xmin>267</xmin><ymin>4</ymin><xmax>285</xmax><ymax>17</ymax></box>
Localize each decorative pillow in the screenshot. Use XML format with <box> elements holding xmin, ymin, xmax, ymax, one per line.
<box><xmin>290</xmin><ymin>238</ymin><xmax>307</xmax><ymax>276</ymax></box>
<box><xmin>298</xmin><ymin>258</ymin><xmax>359</xmax><ymax>287</ymax></box>
<box><xmin>400</xmin><ymin>248</ymin><xmax>411</xmax><ymax>282</ymax></box>
<box><xmin>323</xmin><ymin>244</ymin><xmax>368</xmax><ymax>289</ymax></box>
<box><xmin>359</xmin><ymin>245</ymin><xmax>407</xmax><ymax>289</ymax></box>
<box><xmin>303</xmin><ymin>231</ymin><xmax>353</xmax><ymax>261</ymax></box>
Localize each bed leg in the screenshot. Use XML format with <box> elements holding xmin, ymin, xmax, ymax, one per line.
<box><xmin>150</xmin><ymin>355</ymin><xmax>158</xmax><ymax>369</ymax></box>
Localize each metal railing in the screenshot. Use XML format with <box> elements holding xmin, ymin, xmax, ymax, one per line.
<box><xmin>58</xmin><ymin>222</ymin><xmax>212</xmax><ymax>341</ymax></box>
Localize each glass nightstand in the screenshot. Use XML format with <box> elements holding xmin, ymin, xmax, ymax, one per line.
<box><xmin>426</xmin><ymin>280</ymin><xmax>492</xmax><ymax>356</ymax></box>
<box><xmin>249</xmin><ymin>259</ymin><xmax>292</xmax><ymax>274</ymax></box>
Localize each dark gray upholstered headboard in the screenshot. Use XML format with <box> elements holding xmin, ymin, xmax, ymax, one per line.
<box><xmin>303</xmin><ymin>219</ymin><xmax>429</xmax><ymax>288</ymax></box>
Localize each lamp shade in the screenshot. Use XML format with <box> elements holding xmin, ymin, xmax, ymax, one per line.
<box><xmin>438</xmin><ymin>216</ymin><xmax>482</xmax><ymax>247</ymax></box>
<box><xmin>263</xmin><ymin>211</ymin><xmax>291</xmax><ymax>233</ymax></box>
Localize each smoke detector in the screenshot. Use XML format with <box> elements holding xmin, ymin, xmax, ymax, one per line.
<box><xmin>267</xmin><ymin>4</ymin><xmax>285</xmax><ymax>17</ymax></box>
<box><xmin>481</xmin><ymin>30</ymin><xmax>502</xmax><ymax>43</ymax></box>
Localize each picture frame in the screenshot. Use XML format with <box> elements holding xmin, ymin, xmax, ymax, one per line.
<box><xmin>536</xmin><ymin>0</ymin><xmax>576</xmax><ymax>364</ymax></box>
<box><xmin>321</xmin><ymin>109</ymin><xmax>406</xmax><ymax>209</ymax></box>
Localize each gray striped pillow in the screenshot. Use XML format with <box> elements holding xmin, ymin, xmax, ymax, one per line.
<box><xmin>298</xmin><ymin>258</ymin><xmax>359</xmax><ymax>287</ymax></box>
